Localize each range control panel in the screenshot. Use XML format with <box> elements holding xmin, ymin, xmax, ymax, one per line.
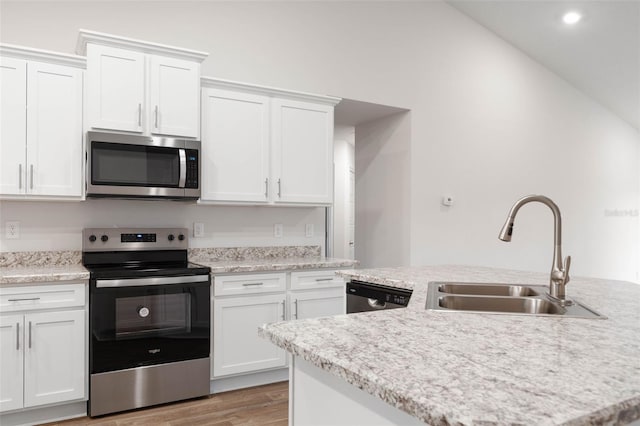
<box><xmin>83</xmin><ymin>228</ymin><xmax>188</xmax><ymax>252</ymax></box>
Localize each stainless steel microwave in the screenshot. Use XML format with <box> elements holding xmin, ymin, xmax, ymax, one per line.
<box><xmin>86</xmin><ymin>131</ymin><xmax>200</xmax><ymax>200</ymax></box>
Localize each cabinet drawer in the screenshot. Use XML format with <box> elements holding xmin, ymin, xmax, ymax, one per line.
<box><xmin>214</xmin><ymin>273</ymin><xmax>286</xmax><ymax>296</ymax></box>
<box><xmin>0</xmin><ymin>283</ymin><xmax>85</xmax><ymax>313</ymax></box>
<box><xmin>290</xmin><ymin>270</ymin><xmax>344</xmax><ymax>290</ymax></box>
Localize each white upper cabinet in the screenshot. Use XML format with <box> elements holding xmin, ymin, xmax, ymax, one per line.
<box><xmin>149</xmin><ymin>55</ymin><xmax>200</xmax><ymax>138</ymax></box>
<box><xmin>86</xmin><ymin>45</ymin><xmax>145</xmax><ymax>132</ymax></box>
<box><xmin>79</xmin><ymin>30</ymin><xmax>207</xmax><ymax>139</ymax></box>
<box><xmin>272</xmin><ymin>98</ymin><xmax>334</xmax><ymax>204</ymax></box>
<box><xmin>200</xmin><ymin>78</ymin><xmax>340</xmax><ymax>206</ymax></box>
<box><xmin>0</xmin><ymin>57</ymin><xmax>27</xmax><ymax>196</ymax></box>
<box><xmin>26</xmin><ymin>62</ymin><xmax>83</xmax><ymax>197</ymax></box>
<box><xmin>201</xmin><ymin>87</ymin><xmax>270</xmax><ymax>202</ymax></box>
<box><xmin>0</xmin><ymin>46</ymin><xmax>84</xmax><ymax>199</ymax></box>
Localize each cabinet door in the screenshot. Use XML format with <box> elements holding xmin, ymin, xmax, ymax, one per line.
<box><xmin>0</xmin><ymin>57</ymin><xmax>27</xmax><ymax>196</ymax></box>
<box><xmin>272</xmin><ymin>98</ymin><xmax>334</xmax><ymax>204</ymax></box>
<box><xmin>0</xmin><ymin>316</ymin><xmax>24</xmax><ymax>412</ymax></box>
<box><xmin>26</xmin><ymin>61</ymin><xmax>83</xmax><ymax>197</ymax></box>
<box><xmin>290</xmin><ymin>288</ymin><xmax>345</xmax><ymax>320</ymax></box>
<box><xmin>201</xmin><ymin>88</ymin><xmax>270</xmax><ymax>202</ymax></box>
<box><xmin>149</xmin><ymin>55</ymin><xmax>199</xmax><ymax>138</ymax></box>
<box><xmin>213</xmin><ymin>294</ymin><xmax>286</xmax><ymax>377</ymax></box>
<box><xmin>87</xmin><ymin>44</ymin><xmax>145</xmax><ymax>132</ymax></box>
<box><xmin>23</xmin><ymin>310</ymin><xmax>85</xmax><ymax>408</ymax></box>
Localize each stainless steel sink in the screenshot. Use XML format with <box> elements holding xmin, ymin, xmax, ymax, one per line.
<box><xmin>438</xmin><ymin>295</ymin><xmax>562</xmax><ymax>314</ymax></box>
<box><xmin>426</xmin><ymin>282</ymin><xmax>605</xmax><ymax>319</ymax></box>
<box><xmin>438</xmin><ymin>283</ymin><xmax>539</xmax><ymax>297</ymax></box>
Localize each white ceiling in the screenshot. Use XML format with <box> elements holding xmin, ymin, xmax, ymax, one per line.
<box><xmin>448</xmin><ymin>0</ymin><xmax>640</xmax><ymax>131</ymax></box>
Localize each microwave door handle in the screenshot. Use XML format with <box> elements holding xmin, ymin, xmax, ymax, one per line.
<box><xmin>179</xmin><ymin>149</ymin><xmax>187</xmax><ymax>188</ymax></box>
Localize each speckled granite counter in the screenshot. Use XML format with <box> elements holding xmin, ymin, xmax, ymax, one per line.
<box><xmin>193</xmin><ymin>256</ymin><xmax>357</xmax><ymax>274</ymax></box>
<box><xmin>259</xmin><ymin>265</ymin><xmax>640</xmax><ymax>425</ymax></box>
<box><xmin>0</xmin><ymin>250</ymin><xmax>89</xmax><ymax>285</ymax></box>
<box><xmin>0</xmin><ymin>247</ymin><xmax>357</xmax><ymax>285</ymax></box>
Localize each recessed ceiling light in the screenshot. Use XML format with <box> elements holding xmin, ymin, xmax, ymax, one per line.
<box><xmin>562</xmin><ymin>11</ymin><xmax>582</xmax><ymax>25</ymax></box>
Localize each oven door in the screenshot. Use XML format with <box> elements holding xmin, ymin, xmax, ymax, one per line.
<box><xmin>86</xmin><ymin>132</ymin><xmax>188</xmax><ymax>198</ymax></box>
<box><xmin>90</xmin><ymin>275</ymin><xmax>210</xmax><ymax>373</ymax></box>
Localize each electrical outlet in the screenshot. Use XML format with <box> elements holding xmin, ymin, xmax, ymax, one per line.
<box><xmin>305</xmin><ymin>224</ymin><xmax>314</xmax><ymax>237</ymax></box>
<box><xmin>194</xmin><ymin>222</ymin><xmax>205</xmax><ymax>238</ymax></box>
<box><xmin>5</xmin><ymin>222</ymin><xmax>19</xmax><ymax>239</ymax></box>
<box><xmin>274</xmin><ymin>224</ymin><xmax>283</xmax><ymax>238</ymax></box>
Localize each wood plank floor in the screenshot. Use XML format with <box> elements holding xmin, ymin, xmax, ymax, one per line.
<box><xmin>44</xmin><ymin>381</ymin><xmax>288</xmax><ymax>426</ymax></box>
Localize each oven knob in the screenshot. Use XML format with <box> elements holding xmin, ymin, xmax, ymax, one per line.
<box><xmin>178</xmin><ymin>234</ymin><xmax>185</xmax><ymax>241</ymax></box>
<box><xmin>101</xmin><ymin>235</ymin><xmax>108</xmax><ymax>242</ymax></box>
<box><xmin>89</xmin><ymin>235</ymin><xmax>97</xmax><ymax>242</ymax></box>
<box><xmin>138</xmin><ymin>306</ymin><xmax>150</xmax><ymax>318</ymax></box>
<box><xmin>168</xmin><ymin>234</ymin><xmax>175</xmax><ymax>241</ymax></box>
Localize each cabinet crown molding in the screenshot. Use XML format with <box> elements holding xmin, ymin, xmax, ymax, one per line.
<box><xmin>76</xmin><ymin>29</ymin><xmax>209</xmax><ymax>62</ymax></box>
<box><xmin>201</xmin><ymin>77</ymin><xmax>341</xmax><ymax>106</ymax></box>
<box><xmin>0</xmin><ymin>44</ymin><xmax>86</xmax><ymax>68</ymax></box>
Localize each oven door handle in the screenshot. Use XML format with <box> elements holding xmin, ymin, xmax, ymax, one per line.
<box><xmin>178</xmin><ymin>149</ymin><xmax>187</xmax><ymax>188</ymax></box>
<box><xmin>96</xmin><ymin>275</ymin><xmax>209</xmax><ymax>288</ymax></box>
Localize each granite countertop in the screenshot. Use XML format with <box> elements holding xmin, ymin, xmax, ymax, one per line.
<box><xmin>259</xmin><ymin>265</ymin><xmax>640</xmax><ymax>425</ymax></box>
<box><xmin>0</xmin><ymin>264</ymin><xmax>90</xmax><ymax>285</ymax></box>
<box><xmin>193</xmin><ymin>256</ymin><xmax>358</xmax><ymax>274</ymax></box>
<box><xmin>0</xmin><ymin>247</ymin><xmax>357</xmax><ymax>285</ymax></box>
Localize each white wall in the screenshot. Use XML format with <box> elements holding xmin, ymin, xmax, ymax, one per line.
<box><xmin>355</xmin><ymin>112</ymin><xmax>411</xmax><ymax>268</ymax></box>
<box><xmin>1</xmin><ymin>1</ymin><xmax>638</xmax><ymax>280</ymax></box>
<box><xmin>333</xmin><ymin>125</ymin><xmax>355</xmax><ymax>260</ymax></box>
<box><xmin>0</xmin><ymin>201</ymin><xmax>325</xmax><ymax>251</ymax></box>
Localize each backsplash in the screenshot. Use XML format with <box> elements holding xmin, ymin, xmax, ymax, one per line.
<box><xmin>189</xmin><ymin>246</ymin><xmax>322</xmax><ymax>262</ymax></box>
<box><xmin>0</xmin><ymin>250</ymin><xmax>82</xmax><ymax>268</ymax></box>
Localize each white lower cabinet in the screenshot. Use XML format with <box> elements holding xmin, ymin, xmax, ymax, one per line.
<box><xmin>213</xmin><ymin>294</ymin><xmax>287</xmax><ymax>377</ymax></box>
<box><xmin>212</xmin><ymin>270</ymin><xmax>346</xmax><ymax>380</ymax></box>
<box><xmin>289</xmin><ymin>288</ymin><xmax>345</xmax><ymax>320</ymax></box>
<box><xmin>0</xmin><ymin>315</ymin><xmax>23</xmax><ymax>411</ymax></box>
<box><xmin>0</xmin><ymin>284</ymin><xmax>86</xmax><ymax>413</ymax></box>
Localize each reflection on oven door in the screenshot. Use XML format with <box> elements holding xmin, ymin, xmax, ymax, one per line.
<box><xmin>115</xmin><ymin>293</ymin><xmax>191</xmax><ymax>339</ymax></box>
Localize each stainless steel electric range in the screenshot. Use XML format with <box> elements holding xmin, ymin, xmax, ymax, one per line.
<box><xmin>82</xmin><ymin>227</ymin><xmax>210</xmax><ymax>417</ymax></box>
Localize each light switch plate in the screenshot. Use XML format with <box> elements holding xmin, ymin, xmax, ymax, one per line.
<box><xmin>194</xmin><ymin>222</ymin><xmax>204</xmax><ymax>238</ymax></box>
<box><xmin>5</xmin><ymin>222</ymin><xmax>19</xmax><ymax>239</ymax></box>
<box><xmin>305</xmin><ymin>224</ymin><xmax>314</xmax><ymax>237</ymax></box>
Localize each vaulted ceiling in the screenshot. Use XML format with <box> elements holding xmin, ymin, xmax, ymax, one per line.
<box><xmin>448</xmin><ymin>0</ymin><xmax>640</xmax><ymax>131</ymax></box>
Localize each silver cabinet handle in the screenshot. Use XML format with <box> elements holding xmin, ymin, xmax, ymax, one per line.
<box><xmin>281</xmin><ymin>301</ymin><xmax>286</xmax><ymax>320</ymax></box>
<box><xmin>315</xmin><ymin>278</ymin><xmax>333</xmax><ymax>282</ymax></box>
<box><xmin>30</xmin><ymin>165</ymin><xmax>34</xmax><ymax>190</ymax></box>
<box><xmin>242</xmin><ymin>282</ymin><xmax>264</xmax><ymax>287</ymax></box>
<box><xmin>265</xmin><ymin>178</ymin><xmax>269</xmax><ymax>198</ymax></box>
<box><xmin>18</xmin><ymin>164</ymin><xmax>22</xmax><ymax>189</ymax></box>
<box><xmin>154</xmin><ymin>105</ymin><xmax>159</xmax><ymax>129</ymax></box>
<box><xmin>293</xmin><ymin>299</ymin><xmax>298</xmax><ymax>319</ymax></box>
<box><xmin>138</xmin><ymin>103</ymin><xmax>142</xmax><ymax>127</ymax></box>
<box><xmin>8</xmin><ymin>297</ymin><xmax>41</xmax><ymax>302</ymax></box>
<box><xmin>16</xmin><ymin>322</ymin><xmax>20</xmax><ymax>351</ymax></box>
<box><xmin>277</xmin><ymin>179</ymin><xmax>281</xmax><ymax>198</ymax></box>
<box><xmin>28</xmin><ymin>321</ymin><xmax>32</xmax><ymax>349</ymax></box>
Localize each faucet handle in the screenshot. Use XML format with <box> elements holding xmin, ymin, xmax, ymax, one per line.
<box><xmin>563</xmin><ymin>255</ymin><xmax>572</xmax><ymax>284</ymax></box>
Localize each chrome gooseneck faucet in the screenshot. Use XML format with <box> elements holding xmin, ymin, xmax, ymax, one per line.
<box><xmin>499</xmin><ymin>195</ymin><xmax>572</xmax><ymax>304</ymax></box>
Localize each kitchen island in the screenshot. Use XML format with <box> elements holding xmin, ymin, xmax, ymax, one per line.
<box><xmin>259</xmin><ymin>265</ymin><xmax>640</xmax><ymax>425</ymax></box>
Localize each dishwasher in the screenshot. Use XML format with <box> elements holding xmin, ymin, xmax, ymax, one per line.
<box><xmin>346</xmin><ymin>280</ymin><xmax>413</xmax><ymax>313</ymax></box>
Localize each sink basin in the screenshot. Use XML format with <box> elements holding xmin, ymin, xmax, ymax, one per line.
<box><xmin>426</xmin><ymin>281</ymin><xmax>605</xmax><ymax>319</ymax></box>
<box><xmin>438</xmin><ymin>283</ymin><xmax>539</xmax><ymax>297</ymax></box>
<box><xmin>438</xmin><ymin>295</ymin><xmax>563</xmax><ymax>314</ymax></box>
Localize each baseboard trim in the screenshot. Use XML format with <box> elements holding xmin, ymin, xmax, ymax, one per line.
<box><xmin>0</xmin><ymin>401</ymin><xmax>86</xmax><ymax>426</ymax></box>
<box><xmin>211</xmin><ymin>368</ymin><xmax>288</xmax><ymax>393</ymax></box>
